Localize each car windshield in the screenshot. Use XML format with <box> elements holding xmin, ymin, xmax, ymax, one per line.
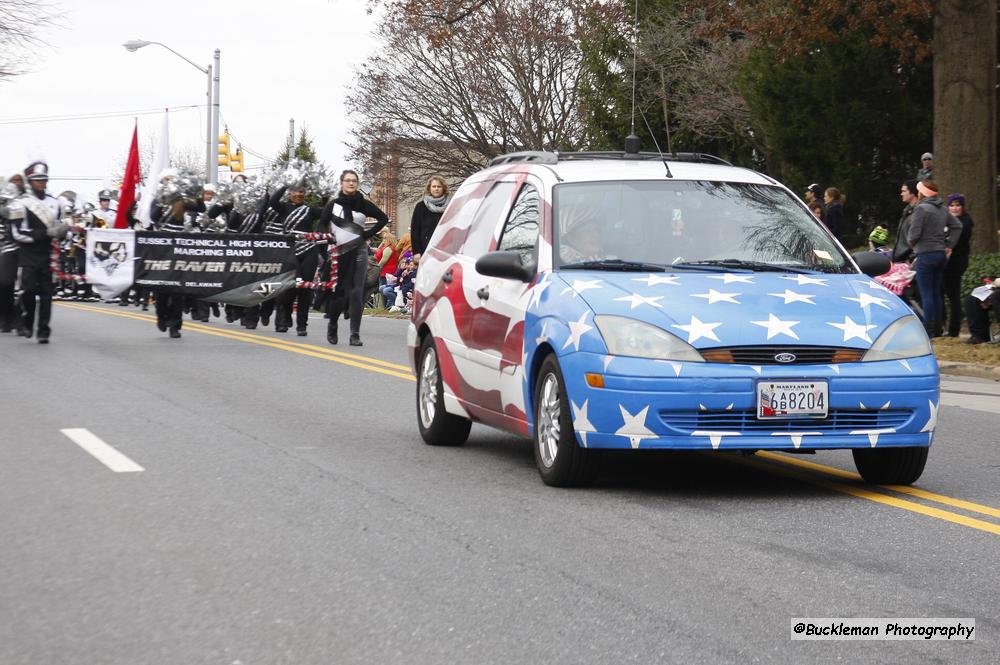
<box><xmin>553</xmin><ymin>180</ymin><xmax>853</xmax><ymax>273</ymax></box>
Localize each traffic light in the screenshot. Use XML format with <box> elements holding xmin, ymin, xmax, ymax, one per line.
<box><xmin>218</xmin><ymin>131</ymin><xmax>231</xmax><ymax>167</ymax></box>
<box><xmin>229</xmin><ymin>147</ymin><xmax>244</xmax><ymax>173</ymax></box>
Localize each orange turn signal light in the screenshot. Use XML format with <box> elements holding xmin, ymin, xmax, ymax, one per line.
<box><xmin>585</xmin><ymin>373</ymin><xmax>605</xmax><ymax>388</ymax></box>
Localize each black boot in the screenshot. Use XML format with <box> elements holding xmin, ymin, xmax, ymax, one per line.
<box><xmin>349</xmin><ymin>333</ymin><xmax>363</xmax><ymax>346</ymax></box>
<box><xmin>327</xmin><ymin>326</ymin><xmax>338</xmax><ymax>345</ymax></box>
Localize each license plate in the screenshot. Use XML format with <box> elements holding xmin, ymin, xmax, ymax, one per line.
<box><xmin>756</xmin><ymin>380</ymin><xmax>828</xmax><ymax>419</ymax></box>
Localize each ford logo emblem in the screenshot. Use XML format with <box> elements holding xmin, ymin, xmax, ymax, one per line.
<box><xmin>774</xmin><ymin>352</ymin><xmax>796</xmax><ymax>363</ymax></box>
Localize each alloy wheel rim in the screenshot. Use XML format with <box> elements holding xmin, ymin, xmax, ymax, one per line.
<box><xmin>419</xmin><ymin>346</ymin><xmax>438</xmax><ymax>428</ymax></box>
<box><xmin>537</xmin><ymin>372</ymin><xmax>561</xmax><ymax>468</ymax></box>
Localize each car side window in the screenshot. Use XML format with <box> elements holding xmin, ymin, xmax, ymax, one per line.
<box><xmin>462</xmin><ymin>181</ymin><xmax>515</xmax><ymax>259</ymax></box>
<box><xmin>497</xmin><ymin>183</ymin><xmax>539</xmax><ymax>265</ymax></box>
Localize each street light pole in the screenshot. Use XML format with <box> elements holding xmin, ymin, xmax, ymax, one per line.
<box><xmin>211</xmin><ymin>49</ymin><xmax>221</xmax><ymax>186</ymax></box>
<box><xmin>123</xmin><ymin>39</ymin><xmax>219</xmax><ymax>184</ymax></box>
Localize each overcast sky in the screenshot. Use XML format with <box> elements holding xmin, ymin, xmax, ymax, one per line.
<box><xmin>0</xmin><ymin>0</ymin><xmax>376</xmax><ymax>204</ymax></box>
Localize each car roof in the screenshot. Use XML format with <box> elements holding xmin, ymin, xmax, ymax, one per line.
<box><xmin>480</xmin><ymin>158</ymin><xmax>778</xmax><ymax>186</ymax></box>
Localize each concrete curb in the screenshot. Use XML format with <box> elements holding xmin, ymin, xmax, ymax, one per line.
<box><xmin>938</xmin><ymin>360</ymin><xmax>1000</xmax><ymax>381</ymax></box>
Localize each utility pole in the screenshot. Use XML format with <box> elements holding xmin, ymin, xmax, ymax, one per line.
<box><xmin>288</xmin><ymin>118</ymin><xmax>295</xmax><ymax>158</ymax></box>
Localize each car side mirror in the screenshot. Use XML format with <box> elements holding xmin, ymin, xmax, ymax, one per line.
<box><xmin>475</xmin><ymin>250</ymin><xmax>536</xmax><ymax>282</ymax></box>
<box><xmin>852</xmin><ymin>251</ymin><xmax>891</xmax><ymax>277</ymax></box>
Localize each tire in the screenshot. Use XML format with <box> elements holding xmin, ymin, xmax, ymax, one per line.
<box><xmin>533</xmin><ymin>355</ymin><xmax>600</xmax><ymax>487</ymax></box>
<box><xmin>416</xmin><ymin>334</ymin><xmax>472</xmax><ymax>446</ymax></box>
<box><xmin>852</xmin><ymin>446</ymin><xmax>928</xmax><ymax>485</ymax></box>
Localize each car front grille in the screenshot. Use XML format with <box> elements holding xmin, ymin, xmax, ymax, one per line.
<box><xmin>660</xmin><ymin>409</ymin><xmax>914</xmax><ymax>434</ymax></box>
<box><xmin>700</xmin><ymin>345</ymin><xmax>865</xmax><ymax>365</ymax></box>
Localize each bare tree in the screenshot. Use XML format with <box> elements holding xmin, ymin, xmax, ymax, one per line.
<box><xmin>0</xmin><ymin>0</ymin><xmax>61</xmax><ymax>81</ymax></box>
<box><xmin>346</xmin><ymin>0</ymin><xmax>596</xmax><ymax>180</ymax></box>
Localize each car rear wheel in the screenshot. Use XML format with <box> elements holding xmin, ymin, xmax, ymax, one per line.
<box><xmin>852</xmin><ymin>446</ymin><xmax>928</xmax><ymax>485</ymax></box>
<box><xmin>417</xmin><ymin>335</ymin><xmax>472</xmax><ymax>446</ymax></box>
<box><xmin>534</xmin><ymin>355</ymin><xmax>599</xmax><ymax>487</ymax></box>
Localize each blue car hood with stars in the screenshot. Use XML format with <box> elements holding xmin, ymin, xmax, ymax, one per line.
<box><xmin>557</xmin><ymin>270</ymin><xmax>912</xmax><ymax>350</ymax></box>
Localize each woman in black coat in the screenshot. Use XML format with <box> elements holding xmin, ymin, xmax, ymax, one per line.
<box><xmin>942</xmin><ymin>193</ymin><xmax>975</xmax><ymax>337</ymax></box>
<box><xmin>410</xmin><ymin>176</ymin><xmax>451</xmax><ymax>259</ymax></box>
<box><xmin>320</xmin><ymin>170</ymin><xmax>389</xmax><ymax>346</ymax></box>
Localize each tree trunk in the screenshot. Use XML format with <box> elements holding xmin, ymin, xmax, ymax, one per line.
<box><xmin>933</xmin><ymin>0</ymin><xmax>997</xmax><ymax>254</ymax></box>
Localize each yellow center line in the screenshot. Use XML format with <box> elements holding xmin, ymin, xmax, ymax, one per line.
<box><xmin>57</xmin><ymin>302</ymin><xmax>415</xmax><ymax>381</ymax></box>
<box><xmin>59</xmin><ymin>301</ymin><xmax>1000</xmax><ymax>535</ymax></box>
<box><xmin>756</xmin><ymin>451</ymin><xmax>1000</xmax><ymax>520</ymax></box>
<box><xmin>730</xmin><ymin>455</ymin><xmax>1000</xmax><ymax>537</ymax></box>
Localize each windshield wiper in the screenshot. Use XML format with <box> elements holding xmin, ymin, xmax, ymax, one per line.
<box><xmin>560</xmin><ymin>259</ymin><xmax>668</xmax><ymax>272</ymax></box>
<box><xmin>673</xmin><ymin>259</ymin><xmax>815</xmax><ymax>274</ymax></box>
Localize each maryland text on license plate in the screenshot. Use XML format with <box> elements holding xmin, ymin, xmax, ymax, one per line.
<box><xmin>757</xmin><ymin>380</ymin><xmax>828</xmax><ymax>419</ymax></box>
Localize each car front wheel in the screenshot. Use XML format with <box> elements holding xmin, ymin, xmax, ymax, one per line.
<box><xmin>417</xmin><ymin>335</ymin><xmax>471</xmax><ymax>446</ymax></box>
<box><xmin>534</xmin><ymin>355</ymin><xmax>599</xmax><ymax>487</ymax></box>
<box><xmin>852</xmin><ymin>446</ymin><xmax>928</xmax><ymax>485</ymax></box>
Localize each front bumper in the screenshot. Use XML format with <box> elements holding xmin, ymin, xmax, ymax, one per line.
<box><xmin>557</xmin><ymin>352</ymin><xmax>940</xmax><ymax>451</ymax></box>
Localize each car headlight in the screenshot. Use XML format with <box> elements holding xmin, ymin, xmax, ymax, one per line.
<box><xmin>594</xmin><ymin>315</ymin><xmax>704</xmax><ymax>362</ymax></box>
<box><xmin>862</xmin><ymin>315</ymin><xmax>932</xmax><ymax>362</ymax></box>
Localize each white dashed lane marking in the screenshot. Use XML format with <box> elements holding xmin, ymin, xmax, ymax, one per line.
<box><xmin>61</xmin><ymin>428</ymin><xmax>144</xmax><ymax>473</ymax></box>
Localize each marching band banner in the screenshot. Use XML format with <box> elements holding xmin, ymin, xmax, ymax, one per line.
<box><xmin>86</xmin><ymin>230</ymin><xmax>298</xmax><ymax>306</ymax></box>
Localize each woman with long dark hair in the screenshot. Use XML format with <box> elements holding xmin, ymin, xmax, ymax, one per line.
<box><xmin>942</xmin><ymin>193</ymin><xmax>974</xmax><ymax>337</ymax></box>
<box><xmin>320</xmin><ymin>170</ymin><xmax>389</xmax><ymax>346</ymax></box>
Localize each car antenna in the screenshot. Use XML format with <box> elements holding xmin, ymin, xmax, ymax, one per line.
<box><xmin>624</xmin><ymin>0</ymin><xmax>643</xmax><ymax>158</ymax></box>
<box><xmin>626</xmin><ymin>0</ymin><xmax>673</xmax><ymax>179</ymax></box>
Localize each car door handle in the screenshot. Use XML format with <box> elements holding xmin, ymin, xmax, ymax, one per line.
<box><xmin>442</xmin><ymin>269</ymin><xmax>453</xmax><ymax>283</ymax></box>
<box><xmin>477</xmin><ymin>286</ymin><xmax>490</xmax><ymax>300</ymax></box>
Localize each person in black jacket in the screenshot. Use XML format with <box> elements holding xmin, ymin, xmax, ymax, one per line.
<box><xmin>891</xmin><ymin>180</ymin><xmax>919</xmax><ymax>262</ymax></box>
<box><xmin>268</xmin><ymin>183</ymin><xmax>323</xmax><ymax>335</ymax></box>
<box><xmin>319</xmin><ymin>170</ymin><xmax>389</xmax><ymax>346</ymax></box>
<box><xmin>822</xmin><ymin>187</ymin><xmax>845</xmax><ymax>241</ymax></box>
<box><xmin>8</xmin><ymin>162</ymin><xmax>67</xmax><ymax>343</ymax></box>
<box><xmin>0</xmin><ymin>174</ymin><xmax>26</xmax><ymax>332</ymax></box>
<box><xmin>942</xmin><ymin>194</ymin><xmax>975</xmax><ymax>337</ymax></box>
<box><xmin>410</xmin><ymin>175</ymin><xmax>451</xmax><ymax>259</ymax></box>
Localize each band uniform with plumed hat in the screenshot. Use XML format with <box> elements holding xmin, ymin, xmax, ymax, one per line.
<box><xmin>25</xmin><ymin>161</ymin><xmax>49</xmax><ymax>181</ymax></box>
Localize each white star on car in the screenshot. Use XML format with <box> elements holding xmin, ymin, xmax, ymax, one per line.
<box><xmin>615</xmin><ymin>293</ymin><xmax>664</xmax><ymax>310</ymax></box>
<box><xmin>767</xmin><ymin>289</ymin><xmax>816</xmax><ymax>305</ymax></box>
<box><xmin>843</xmin><ymin>293</ymin><xmax>891</xmax><ymax>309</ymax></box>
<box><xmin>672</xmin><ymin>315</ymin><xmax>722</xmax><ymax>343</ymax></box>
<box><xmin>560</xmin><ymin>278</ymin><xmax>603</xmax><ymax>297</ymax></box>
<box><xmin>615</xmin><ymin>405</ymin><xmax>655</xmax><ymax>449</ymax></box>
<box><xmin>526</xmin><ymin>275</ymin><xmax>551</xmax><ymax>310</ymax></box>
<box><xmin>780</xmin><ymin>274</ymin><xmax>828</xmax><ymax>286</ymax></box>
<box><xmin>751</xmin><ymin>313</ymin><xmax>800</xmax><ymax>340</ymax></box>
<box><xmin>572</xmin><ymin>399</ymin><xmax>596</xmax><ymax>447</ymax></box>
<box><xmin>562</xmin><ymin>310</ymin><xmax>593</xmax><ymax>351</ymax></box>
<box><xmin>827</xmin><ymin>315</ymin><xmax>877</xmax><ymax>343</ymax></box>
<box><xmin>708</xmin><ymin>273</ymin><xmax>754</xmax><ymax>284</ymax></box>
<box><xmin>692</xmin><ymin>289</ymin><xmax>741</xmax><ymax>304</ymax></box>
<box><xmin>634</xmin><ymin>274</ymin><xmax>680</xmax><ymax>287</ymax></box>
<box><xmin>919</xmin><ymin>400</ymin><xmax>938</xmax><ymax>433</ymax></box>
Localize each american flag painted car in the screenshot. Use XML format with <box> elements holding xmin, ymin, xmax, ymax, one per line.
<box><xmin>407</xmin><ymin>152</ymin><xmax>939</xmax><ymax>487</ymax></box>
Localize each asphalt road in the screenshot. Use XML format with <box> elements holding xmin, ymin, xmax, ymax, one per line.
<box><xmin>2</xmin><ymin>302</ymin><xmax>998</xmax><ymax>664</ymax></box>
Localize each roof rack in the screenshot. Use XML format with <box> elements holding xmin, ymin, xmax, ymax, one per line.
<box><xmin>488</xmin><ymin>150</ymin><xmax>732</xmax><ymax>167</ymax></box>
<box><xmin>488</xmin><ymin>151</ymin><xmax>558</xmax><ymax>167</ymax></box>
<box><xmin>558</xmin><ymin>151</ymin><xmax>733</xmax><ymax>166</ymax></box>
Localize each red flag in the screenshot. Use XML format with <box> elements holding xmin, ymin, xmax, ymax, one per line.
<box><xmin>115</xmin><ymin>122</ymin><xmax>140</xmax><ymax>229</ymax></box>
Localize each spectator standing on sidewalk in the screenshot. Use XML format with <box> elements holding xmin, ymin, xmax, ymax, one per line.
<box><xmin>892</xmin><ymin>180</ymin><xmax>919</xmax><ymax>261</ymax></box>
<box><xmin>822</xmin><ymin>187</ymin><xmax>845</xmax><ymax>241</ymax></box>
<box><xmin>410</xmin><ymin>176</ymin><xmax>451</xmax><ymax>260</ymax></box>
<box><xmin>916</xmin><ymin>152</ymin><xmax>934</xmax><ymax>181</ymax></box>
<box><xmin>942</xmin><ymin>193</ymin><xmax>974</xmax><ymax>337</ymax></box>
<box><xmin>907</xmin><ymin>180</ymin><xmax>962</xmax><ymax>337</ymax></box>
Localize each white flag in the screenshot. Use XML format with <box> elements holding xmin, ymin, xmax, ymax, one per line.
<box><xmin>85</xmin><ymin>228</ymin><xmax>136</xmax><ymax>300</ymax></box>
<box><xmin>137</xmin><ymin>112</ymin><xmax>170</xmax><ymax>227</ymax></box>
